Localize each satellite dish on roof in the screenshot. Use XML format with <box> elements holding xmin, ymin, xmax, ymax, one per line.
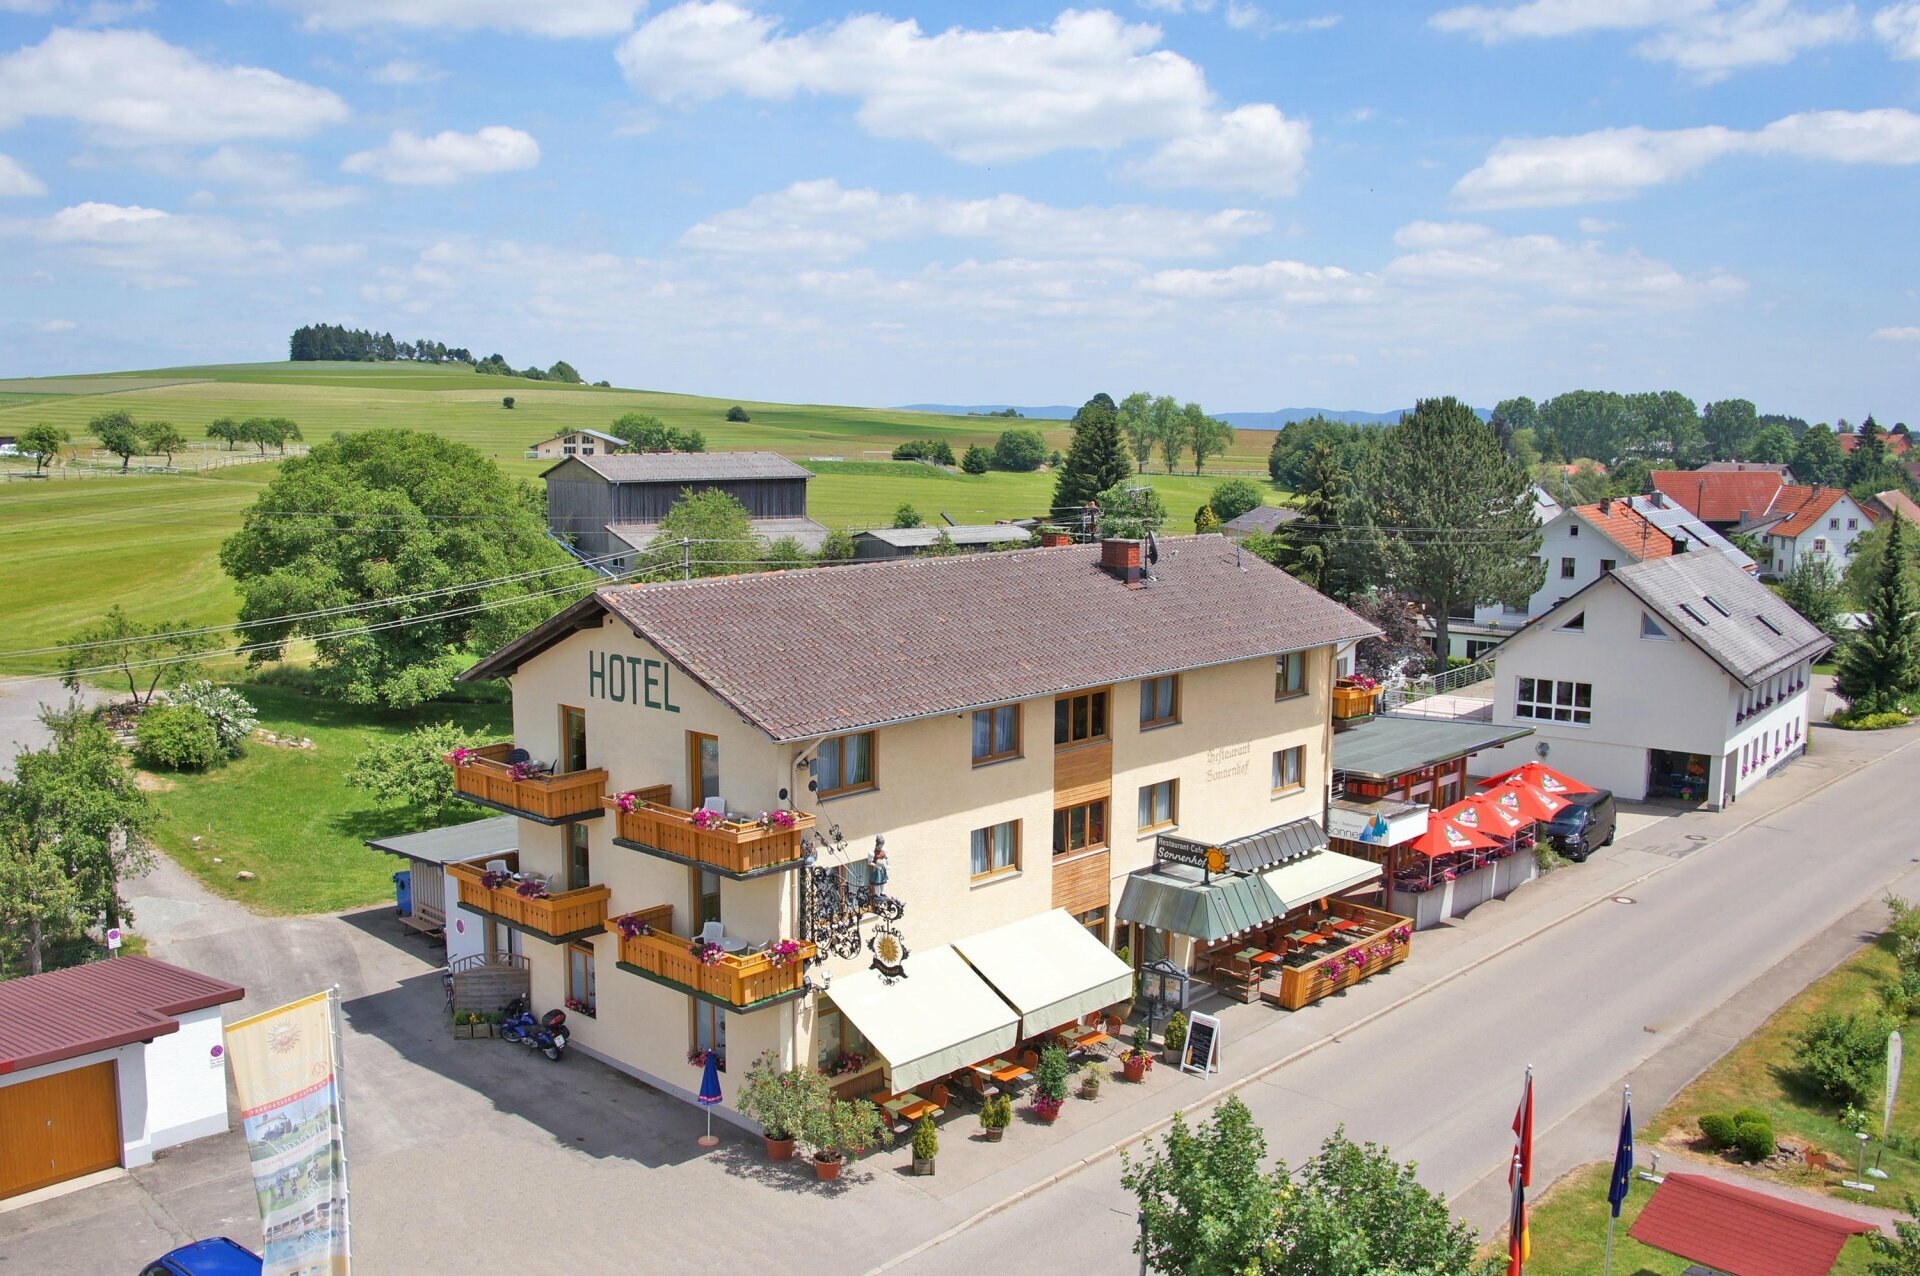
<box><xmin>1145</xmin><ymin>528</ymin><xmax>1160</xmax><ymax>565</ymax></box>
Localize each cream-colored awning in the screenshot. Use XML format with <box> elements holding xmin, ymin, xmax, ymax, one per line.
<box><xmin>826</xmin><ymin>946</ymin><xmax>1020</xmax><ymax>1093</ymax></box>
<box><xmin>953</xmin><ymin>910</ymin><xmax>1135</xmax><ymax>1038</ymax></box>
<box><xmin>1257</xmin><ymin>849</ymin><xmax>1382</xmax><ymax>913</ymax></box>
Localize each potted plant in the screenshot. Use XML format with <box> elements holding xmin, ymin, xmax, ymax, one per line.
<box><xmin>1031</xmin><ymin>1044</ymin><xmax>1069</xmax><ymax>1123</ymax></box>
<box><xmin>1077</xmin><ymin>1060</ymin><xmax>1106</xmax><ymax>1100</ymax></box>
<box><xmin>736</xmin><ymin>1052</ymin><xmax>829</xmax><ymax>1162</ymax></box>
<box><xmin>1120</xmin><ymin>1026</ymin><xmax>1154</xmax><ymax>1083</ymax></box>
<box><xmin>979</xmin><ymin>1093</ymin><xmax>1011</xmax><ymax>1142</ymax></box>
<box><xmin>911</xmin><ymin>1114</ymin><xmax>938</xmax><ymax>1176</ymax></box>
<box><xmin>1162</xmin><ymin>1012</ymin><xmax>1188</xmax><ymax>1065</ymax></box>
<box><xmin>803</xmin><ymin>1096</ymin><xmax>889</xmax><ymax>1182</ymax></box>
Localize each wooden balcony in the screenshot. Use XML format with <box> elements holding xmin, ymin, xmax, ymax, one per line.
<box><xmin>607</xmin><ymin>908</ymin><xmax>814</xmax><ymax>1012</ymax></box>
<box><xmin>1331</xmin><ymin>685</ymin><xmax>1381</xmax><ymax>721</ymax></box>
<box><xmin>448</xmin><ymin>861</ymin><xmax>610</xmax><ymax>943</ymax></box>
<box><xmin>606</xmin><ymin>794</ymin><xmax>814</xmax><ymax>879</ymax></box>
<box><xmin>449</xmin><ymin>743</ymin><xmax>608</xmax><ymax>824</ymax></box>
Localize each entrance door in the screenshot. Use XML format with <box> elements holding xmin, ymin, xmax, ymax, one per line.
<box><xmin>0</xmin><ymin>1062</ymin><xmax>121</xmax><ymax>1199</ymax></box>
<box><xmin>687</xmin><ymin>733</ymin><xmax>720</xmax><ymax>809</ymax></box>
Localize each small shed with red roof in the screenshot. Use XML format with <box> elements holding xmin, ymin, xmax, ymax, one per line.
<box><xmin>0</xmin><ymin>956</ymin><xmax>244</xmax><ymax>1200</ymax></box>
<box><xmin>1628</xmin><ymin>1172</ymin><xmax>1877</xmax><ymax>1276</ymax></box>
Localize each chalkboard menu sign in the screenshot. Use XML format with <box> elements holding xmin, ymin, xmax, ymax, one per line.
<box><xmin>1180</xmin><ymin>1011</ymin><xmax>1221</xmax><ymax>1076</ymax></box>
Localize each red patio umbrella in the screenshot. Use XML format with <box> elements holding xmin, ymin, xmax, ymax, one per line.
<box><xmin>1482</xmin><ymin>777</ymin><xmax>1569</xmax><ymax>822</ymax></box>
<box><xmin>1440</xmin><ymin>793</ymin><xmax>1528</xmax><ymax>840</ymax></box>
<box><xmin>1404</xmin><ymin>817</ymin><xmax>1497</xmax><ymax>858</ymax></box>
<box><xmin>1476</xmin><ymin>760</ymin><xmax>1595</xmax><ymax>798</ymax></box>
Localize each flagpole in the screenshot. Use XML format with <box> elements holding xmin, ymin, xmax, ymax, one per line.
<box><xmin>1604</xmin><ymin>1085</ymin><xmax>1631</xmax><ymax>1276</ymax></box>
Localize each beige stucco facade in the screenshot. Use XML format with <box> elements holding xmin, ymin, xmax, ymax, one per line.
<box><xmin>480</xmin><ymin>613</ymin><xmax>1338</xmax><ymax>1118</ymax></box>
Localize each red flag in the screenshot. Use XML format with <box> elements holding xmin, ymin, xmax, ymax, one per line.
<box><xmin>1511</xmin><ymin>1066</ymin><xmax>1534</xmax><ymax>1188</ymax></box>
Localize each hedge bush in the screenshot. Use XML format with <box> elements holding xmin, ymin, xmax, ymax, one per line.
<box><xmin>1833</xmin><ymin>709</ymin><xmax>1912</xmax><ymax>731</ymax></box>
<box><xmin>134</xmin><ymin>703</ymin><xmax>224</xmax><ymax>771</ymax></box>
<box><xmin>1796</xmin><ymin>1010</ymin><xmax>1895</xmax><ymax>1105</ymax></box>
<box><xmin>1699</xmin><ymin>1113</ymin><xmax>1737</xmax><ymax>1148</ymax></box>
<box><xmin>1734</xmin><ymin>1115</ymin><xmax>1776</xmax><ymax>1162</ymax></box>
<box><xmin>167</xmin><ymin>680</ymin><xmax>257</xmax><ymax>756</ymax></box>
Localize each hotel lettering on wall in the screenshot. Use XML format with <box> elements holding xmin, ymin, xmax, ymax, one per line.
<box><xmin>587</xmin><ymin>651</ymin><xmax>681</xmax><ymax>712</ymax></box>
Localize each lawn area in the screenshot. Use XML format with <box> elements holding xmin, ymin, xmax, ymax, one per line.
<box><xmin>1522</xmin><ymin>1160</ymin><xmax>1876</xmax><ymax>1275</ymax></box>
<box><xmin>1643</xmin><ymin>927</ymin><xmax>1920</xmax><ymax>1200</ymax></box>
<box><xmin>143</xmin><ymin>680</ymin><xmax>509</xmax><ymax>916</ymax></box>
<box><xmin>807</xmin><ymin>461</ymin><xmax>1290</xmax><ymax>528</ymax></box>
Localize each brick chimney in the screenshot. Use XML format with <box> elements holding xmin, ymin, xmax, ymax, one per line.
<box><xmin>1038</xmin><ymin>529</ymin><xmax>1073</xmax><ymax>548</ymax></box>
<box><xmin>1100</xmin><ymin>538</ymin><xmax>1144</xmax><ymax>588</ymax></box>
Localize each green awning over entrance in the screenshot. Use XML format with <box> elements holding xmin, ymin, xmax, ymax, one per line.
<box><xmin>1115</xmin><ymin>863</ymin><xmax>1286</xmax><ymax>943</ymax></box>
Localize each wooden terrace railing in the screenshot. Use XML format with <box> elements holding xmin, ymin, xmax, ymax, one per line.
<box><xmin>448</xmin><ymin>861</ymin><xmax>611</xmax><ymax>941</ymax></box>
<box><xmin>608</xmin><ymin>909</ymin><xmax>815</xmax><ymax>1011</ymax></box>
<box><xmin>450</xmin><ymin>743</ymin><xmax>608</xmax><ymax>822</ymax></box>
<box><xmin>1271</xmin><ymin>900</ymin><xmax>1413</xmax><ymax>1011</ymax></box>
<box><xmin>606</xmin><ymin>795</ymin><xmax>814</xmax><ymax>877</ymax></box>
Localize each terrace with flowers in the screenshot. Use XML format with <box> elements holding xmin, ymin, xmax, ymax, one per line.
<box><xmin>606</xmin><ymin>904</ymin><xmax>816</xmax><ymax>1012</ymax></box>
<box><xmin>603</xmin><ymin>789</ymin><xmax>815</xmax><ymax>878</ymax></box>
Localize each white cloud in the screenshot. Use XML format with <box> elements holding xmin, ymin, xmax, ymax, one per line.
<box><xmin>1873</xmin><ymin>325</ymin><xmax>1920</xmax><ymax>339</ymax></box>
<box><xmin>0</xmin><ymin>28</ymin><xmax>349</xmax><ymax>146</ymax></box>
<box><xmin>341</xmin><ymin>127</ymin><xmax>539</xmax><ymax>185</ymax></box>
<box><xmin>369</xmin><ymin>58</ymin><xmax>447</xmax><ymax>85</ymax></box>
<box><xmin>679</xmin><ymin>178</ymin><xmax>1273</xmax><ymax>260</ymax></box>
<box><xmin>269</xmin><ymin>0</ymin><xmax>649</xmax><ymax>37</ymax></box>
<box><xmin>1432</xmin><ymin>0</ymin><xmax>1858</xmax><ymax>78</ymax></box>
<box><xmin>1128</xmin><ymin>104</ymin><xmax>1311</xmax><ymax>196</ymax></box>
<box><xmin>79</xmin><ymin>0</ymin><xmax>155</xmax><ymax>23</ymax></box>
<box><xmin>1225</xmin><ymin>1</ymin><xmax>1263</xmax><ymax>29</ymax></box>
<box><xmin>25</xmin><ymin>201</ymin><xmax>283</xmax><ymax>286</ymax></box>
<box><xmin>1633</xmin><ymin>0</ymin><xmax>1858</xmax><ymax>80</ymax></box>
<box><xmin>40</xmin><ymin>318</ymin><xmax>75</xmax><ymax>332</ymax></box>
<box><xmin>1138</xmin><ymin>258</ymin><xmax>1376</xmax><ymax>302</ymax></box>
<box><xmin>1577</xmin><ymin>216</ymin><xmax>1622</xmax><ymax>232</ymax></box>
<box><xmin>0</xmin><ymin>0</ymin><xmax>57</xmax><ymax>11</ymax></box>
<box><xmin>615</xmin><ymin>3</ymin><xmax>1307</xmax><ymax>192</ymax></box>
<box><xmin>0</xmin><ymin>153</ymin><xmax>45</xmax><ymax>197</ymax></box>
<box><xmin>1387</xmin><ymin>220</ymin><xmax>1745</xmax><ymax>305</ymax></box>
<box><xmin>1878</xmin><ymin>1</ymin><xmax>1920</xmax><ymax>56</ymax></box>
<box><xmin>1453</xmin><ymin>108</ymin><xmax>1920</xmax><ymax>207</ymax></box>
<box><xmin>198</xmin><ymin>146</ymin><xmax>362</xmax><ymax>213</ymax></box>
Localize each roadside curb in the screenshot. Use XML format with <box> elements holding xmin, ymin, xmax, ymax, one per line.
<box><xmin>865</xmin><ymin>731</ymin><xmax>1920</xmax><ymax>1275</ymax></box>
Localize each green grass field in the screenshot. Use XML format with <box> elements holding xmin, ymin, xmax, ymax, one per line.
<box><xmin>145</xmin><ymin>681</ymin><xmax>510</xmax><ymax>915</ymax></box>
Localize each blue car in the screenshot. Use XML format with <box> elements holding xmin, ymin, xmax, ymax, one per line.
<box><xmin>140</xmin><ymin>1237</ymin><xmax>262</xmax><ymax>1275</ymax></box>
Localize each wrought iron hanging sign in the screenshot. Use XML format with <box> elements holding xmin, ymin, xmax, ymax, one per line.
<box><xmin>800</xmin><ymin>825</ymin><xmax>908</xmax><ymax>981</ymax></box>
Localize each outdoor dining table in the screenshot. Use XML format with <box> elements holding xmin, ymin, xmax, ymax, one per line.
<box><xmin>1328</xmin><ymin>919</ymin><xmax>1363</xmax><ymax>933</ymax></box>
<box><xmin>982</xmin><ymin>1057</ymin><xmax>1032</xmax><ymax>1085</ymax></box>
<box><xmin>882</xmin><ymin>1093</ymin><xmax>941</xmax><ymax>1123</ymax></box>
<box><xmin>1290</xmin><ymin>930</ymin><xmax>1327</xmax><ymax>946</ymax></box>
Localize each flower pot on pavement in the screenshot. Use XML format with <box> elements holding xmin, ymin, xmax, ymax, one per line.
<box><xmin>813</xmin><ymin>1155</ymin><xmax>842</xmax><ymax>1182</ymax></box>
<box><xmin>1122</xmin><ymin>1055</ymin><xmax>1148</xmax><ymax>1083</ymax></box>
<box><xmin>912</xmin><ymin>1156</ymin><xmax>935</xmax><ymax>1176</ymax></box>
<box><xmin>765</xmin><ymin>1136</ymin><xmax>796</xmax><ymax>1162</ymax></box>
<box><xmin>982</xmin><ymin>1127</ymin><xmax>1004</xmax><ymax>1143</ymax></box>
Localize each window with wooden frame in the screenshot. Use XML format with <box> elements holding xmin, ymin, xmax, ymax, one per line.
<box><xmin>1052</xmin><ymin>798</ymin><xmax>1108</xmax><ymax>857</ymax></box>
<box><xmin>814</xmin><ymin>1002</ymin><xmax>871</xmax><ymax>1072</ymax></box>
<box><xmin>567</xmin><ymin>822</ymin><xmax>592</xmax><ymax>891</ymax></box>
<box><xmin>1274</xmin><ymin>652</ymin><xmax>1305</xmax><ymax>700</ymax></box>
<box><xmin>815</xmin><ymin>731</ymin><xmax>876</xmax><ymax>797</ymax></box>
<box><xmin>1137</xmin><ymin>779</ymin><xmax>1177</xmax><ymax>831</ymax></box>
<box><xmin>1139</xmin><ymin>676</ymin><xmax>1179</xmax><ymax>729</ymax></box>
<box><xmin>566</xmin><ymin>942</ymin><xmax>596</xmax><ymax>1017</ymax></box>
<box><xmin>969</xmin><ymin>820</ymin><xmax>1020</xmax><ymax>881</ymax></box>
<box><xmin>970</xmin><ymin>704</ymin><xmax>1021</xmax><ymax>765</ymax></box>
<box><xmin>692</xmin><ymin>1002</ymin><xmax>725</xmax><ymax>1069</ymax></box>
<box><xmin>1271</xmin><ymin>746</ymin><xmax>1305</xmax><ymax>794</ymax></box>
<box><xmin>560</xmin><ymin>705</ymin><xmax>587</xmax><ymax>773</ymax></box>
<box><xmin>1075</xmin><ymin>906</ymin><xmax>1108</xmax><ymax>946</ymax></box>
<box><xmin>1054</xmin><ymin>689</ymin><xmax>1109</xmax><ymax>747</ymax></box>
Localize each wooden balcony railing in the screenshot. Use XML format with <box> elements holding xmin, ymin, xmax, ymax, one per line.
<box><xmin>448</xmin><ymin>861</ymin><xmax>611</xmax><ymax>942</ymax></box>
<box><xmin>1272</xmin><ymin>900</ymin><xmax>1412</xmax><ymax>1010</ymax></box>
<box><xmin>606</xmin><ymin>796</ymin><xmax>814</xmax><ymax>878</ymax></box>
<box><xmin>449</xmin><ymin>743</ymin><xmax>607</xmax><ymax>822</ymax></box>
<box><xmin>1331</xmin><ymin>685</ymin><xmax>1381</xmax><ymax>720</ymax></box>
<box><xmin>607</xmin><ymin>910</ymin><xmax>815</xmax><ymax>1011</ymax></box>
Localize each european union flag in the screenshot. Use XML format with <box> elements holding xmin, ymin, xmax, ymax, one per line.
<box><xmin>1607</xmin><ymin>1088</ymin><xmax>1634</xmax><ymax>1219</ymax></box>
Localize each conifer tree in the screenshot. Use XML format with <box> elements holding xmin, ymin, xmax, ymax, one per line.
<box><xmin>1837</xmin><ymin>515</ymin><xmax>1920</xmax><ymax>714</ymax></box>
<box><xmin>1052</xmin><ymin>393</ymin><xmax>1132</xmax><ymax>515</ymax></box>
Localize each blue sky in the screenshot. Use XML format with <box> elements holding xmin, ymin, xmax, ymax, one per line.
<box><xmin>0</xmin><ymin>0</ymin><xmax>1916</xmax><ymax>419</ymax></box>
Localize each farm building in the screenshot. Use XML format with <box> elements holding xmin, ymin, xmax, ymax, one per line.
<box><xmin>525</xmin><ymin>428</ymin><xmax>628</xmax><ymax>460</ymax></box>
<box><xmin>853</xmin><ymin>524</ymin><xmax>1031</xmax><ymax>560</ymax></box>
<box><xmin>543</xmin><ymin>451</ymin><xmax>830</xmax><ymax>563</ymax></box>
<box><xmin>0</xmin><ymin>957</ymin><xmax>244</xmax><ymax>1201</ymax></box>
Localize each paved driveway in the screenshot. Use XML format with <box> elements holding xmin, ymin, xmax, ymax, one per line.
<box><xmin>0</xmin><ymin>675</ymin><xmax>102</xmax><ymax>776</ymax></box>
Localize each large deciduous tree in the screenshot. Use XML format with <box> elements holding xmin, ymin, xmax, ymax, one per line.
<box><xmin>633</xmin><ymin>488</ymin><xmax>765</xmax><ymax>580</ymax></box>
<box><xmin>1625</xmin><ymin>390</ymin><xmax>1702</xmax><ymax>467</ymax></box>
<box><xmin>1779</xmin><ymin>554</ymin><xmax>1848</xmax><ymax>642</ymax></box>
<box><xmin>1052</xmin><ymin>393</ymin><xmax>1131</xmax><ymax>512</ymax></box>
<box><xmin>140</xmin><ymin>419</ymin><xmax>187</xmax><ymax>466</ymax></box>
<box><xmin>1269</xmin><ymin>1128</ymin><xmax>1496</xmax><ymax>1276</ymax></box>
<box><xmin>346</xmin><ymin>721</ymin><xmax>484</xmax><ymax>828</ymax></box>
<box><xmin>1749</xmin><ymin>424</ymin><xmax>1795</xmax><ymax>464</ymax></box>
<box><xmin>1368</xmin><ymin>397</ymin><xmax>1542</xmax><ymax>659</ymax></box>
<box><xmin>206</xmin><ymin>416</ymin><xmax>241</xmax><ymax>450</ymax></box>
<box><xmin>1206</xmin><ymin>478</ymin><xmax>1263</xmax><ymax>524</ymax></box>
<box><xmin>1792</xmin><ymin>424</ymin><xmax>1846</xmax><ymax>487</ymax></box>
<box><xmin>990</xmin><ymin>427</ymin><xmax>1047</xmax><ymax>472</ymax></box>
<box><xmin>1183</xmin><ymin>402</ymin><xmax>1234</xmax><ymax>475</ymax></box>
<box><xmin>19</xmin><ymin>422</ymin><xmax>67</xmax><ymax>474</ymax></box>
<box><xmin>1538</xmin><ymin>389</ymin><xmax>1628</xmax><ymax>466</ymax></box>
<box><xmin>90</xmin><ymin>409</ymin><xmax>143</xmax><ymax>471</ymax></box>
<box><xmin>1121</xmin><ymin>1097</ymin><xmax>1276</xmax><ymax>1276</ymax></box>
<box><xmin>220</xmin><ymin>429</ymin><xmax>583</xmax><ymax>708</ymax></box>
<box><xmin>1702</xmin><ymin>398</ymin><xmax>1758</xmax><ymax>461</ymax></box>
<box><xmin>0</xmin><ymin>706</ymin><xmax>154</xmax><ymax>975</ymax></box>
<box><xmin>1117</xmin><ymin>391</ymin><xmax>1156</xmax><ymax>473</ymax></box>
<box><xmin>61</xmin><ymin>604</ymin><xmax>217</xmax><ymax>707</ymax></box>
<box><xmin>1837</xmin><ymin>515</ymin><xmax>1920</xmax><ymax>714</ymax></box>
<box><xmin>1489</xmin><ymin>396</ymin><xmax>1538</xmax><ymax>456</ymax></box>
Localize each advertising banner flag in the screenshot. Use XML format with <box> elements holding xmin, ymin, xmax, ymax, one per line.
<box><xmin>1887</xmin><ymin>1031</ymin><xmax>1903</xmax><ymax>1141</ymax></box>
<box><xmin>224</xmin><ymin>990</ymin><xmax>350</xmax><ymax>1276</ymax></box>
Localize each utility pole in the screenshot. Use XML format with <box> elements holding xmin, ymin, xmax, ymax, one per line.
<box><xmin>681</xmin><ymin>537</ymin><xmax>691</xmax><ymax>581</ymax></box>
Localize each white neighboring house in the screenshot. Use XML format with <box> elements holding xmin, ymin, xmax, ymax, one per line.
<box><xmin>1749</xmin><ymin>487</ymin><xmax>1877</xmax><ymax>577</ymax></box>
<box><xmin>526</xmin><ymin>428</ymin><xmax>627</xmax><ymax>461</ymax></box>
<box><xmin>1473</xmin><ymin>552</ymin><xmax>1828</xmax><ymax>809</ymax></box>
<box><xmin>0</xmin><ymin>956</ymin><xmax>245</xmax><ymax>1201</ymax></box>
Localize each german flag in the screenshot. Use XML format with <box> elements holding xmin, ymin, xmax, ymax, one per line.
<box><xmin>1508</xmin><ymin>1149</ymin><xmax>1529</xmax><ymax>1274</ymax></box>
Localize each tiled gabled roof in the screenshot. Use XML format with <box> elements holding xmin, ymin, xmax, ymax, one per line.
<box><xmin>1571</xmin><ymin>502</ymin><xmax>1673</xmax><ymax>561</ymax></box>
<box><xmin>1765</xmin><ymin>484</ymin><xmax>1870</xmax><ymax>536</ymax></box>
<box><xmin>465</xmin><ymin>535</ymin><xmax>1379</xmax><ymax>741</ymax></box>
<box><xmin>1649</xmin><ymin>470</ymin><xmax>1785</xmax><ymax>523</ymax></box>
<box><xmin>1612</xmin><ymin>552</ymin><xmax>1830</xmax><ymax>687</ymax></box>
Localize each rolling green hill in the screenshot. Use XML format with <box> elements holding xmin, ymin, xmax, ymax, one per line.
<box><xmin>0</xmin><ymin>361</ymin><xmax>1288</xmax><ymax>670</ymax></box>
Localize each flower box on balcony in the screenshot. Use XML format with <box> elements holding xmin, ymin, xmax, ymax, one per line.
<box><xmin>449</xmin><ymin>743</ymin><xmax>608</xmax><ymax>823</ymax></box>
<box><xmin>608</xmin><ymin>913</ymin><xmax>815</xmax><ymax>1011</ymax></box>
<box><xmin>1331</xmin><ymin>685</ymin><xmax>1380</xmax><ymax>720</ymax></box>
<box><xmin>449</xmin><ymin>861</ymin><xmax>610</xmax><ymax>942</ymax></box>
<box><xmin>606</xmin><ymin>795</ymin><xmax>815</xmax><ymax>878</ymax></box>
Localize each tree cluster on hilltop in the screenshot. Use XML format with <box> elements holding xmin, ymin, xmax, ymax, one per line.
<box><xmin>288</xmin><ymin>323</ymin><xmax>586</xmax><ymax>384</ymax></box>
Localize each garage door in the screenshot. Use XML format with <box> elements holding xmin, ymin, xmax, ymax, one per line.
<box><xmin>0</xmin><ymin>1061</ymin><xmax>121</xmax><ymax>1199</ymax></box>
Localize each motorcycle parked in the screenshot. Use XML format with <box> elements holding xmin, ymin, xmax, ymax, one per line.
<box><xmin>499</xmin><ymin>997</ymin><xmax>570</xmax><ymax>1061</ymax></box>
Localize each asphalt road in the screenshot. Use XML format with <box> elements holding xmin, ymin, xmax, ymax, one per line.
<box><xmin>0</xmin><ymin>675</ymin><xmax>100</xmax><ymax>775</ymax></box>
<box><xmin>887</xmin><ymin>733</ymin><xmax>1920</xmax><ymax>1273</ymax></box>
